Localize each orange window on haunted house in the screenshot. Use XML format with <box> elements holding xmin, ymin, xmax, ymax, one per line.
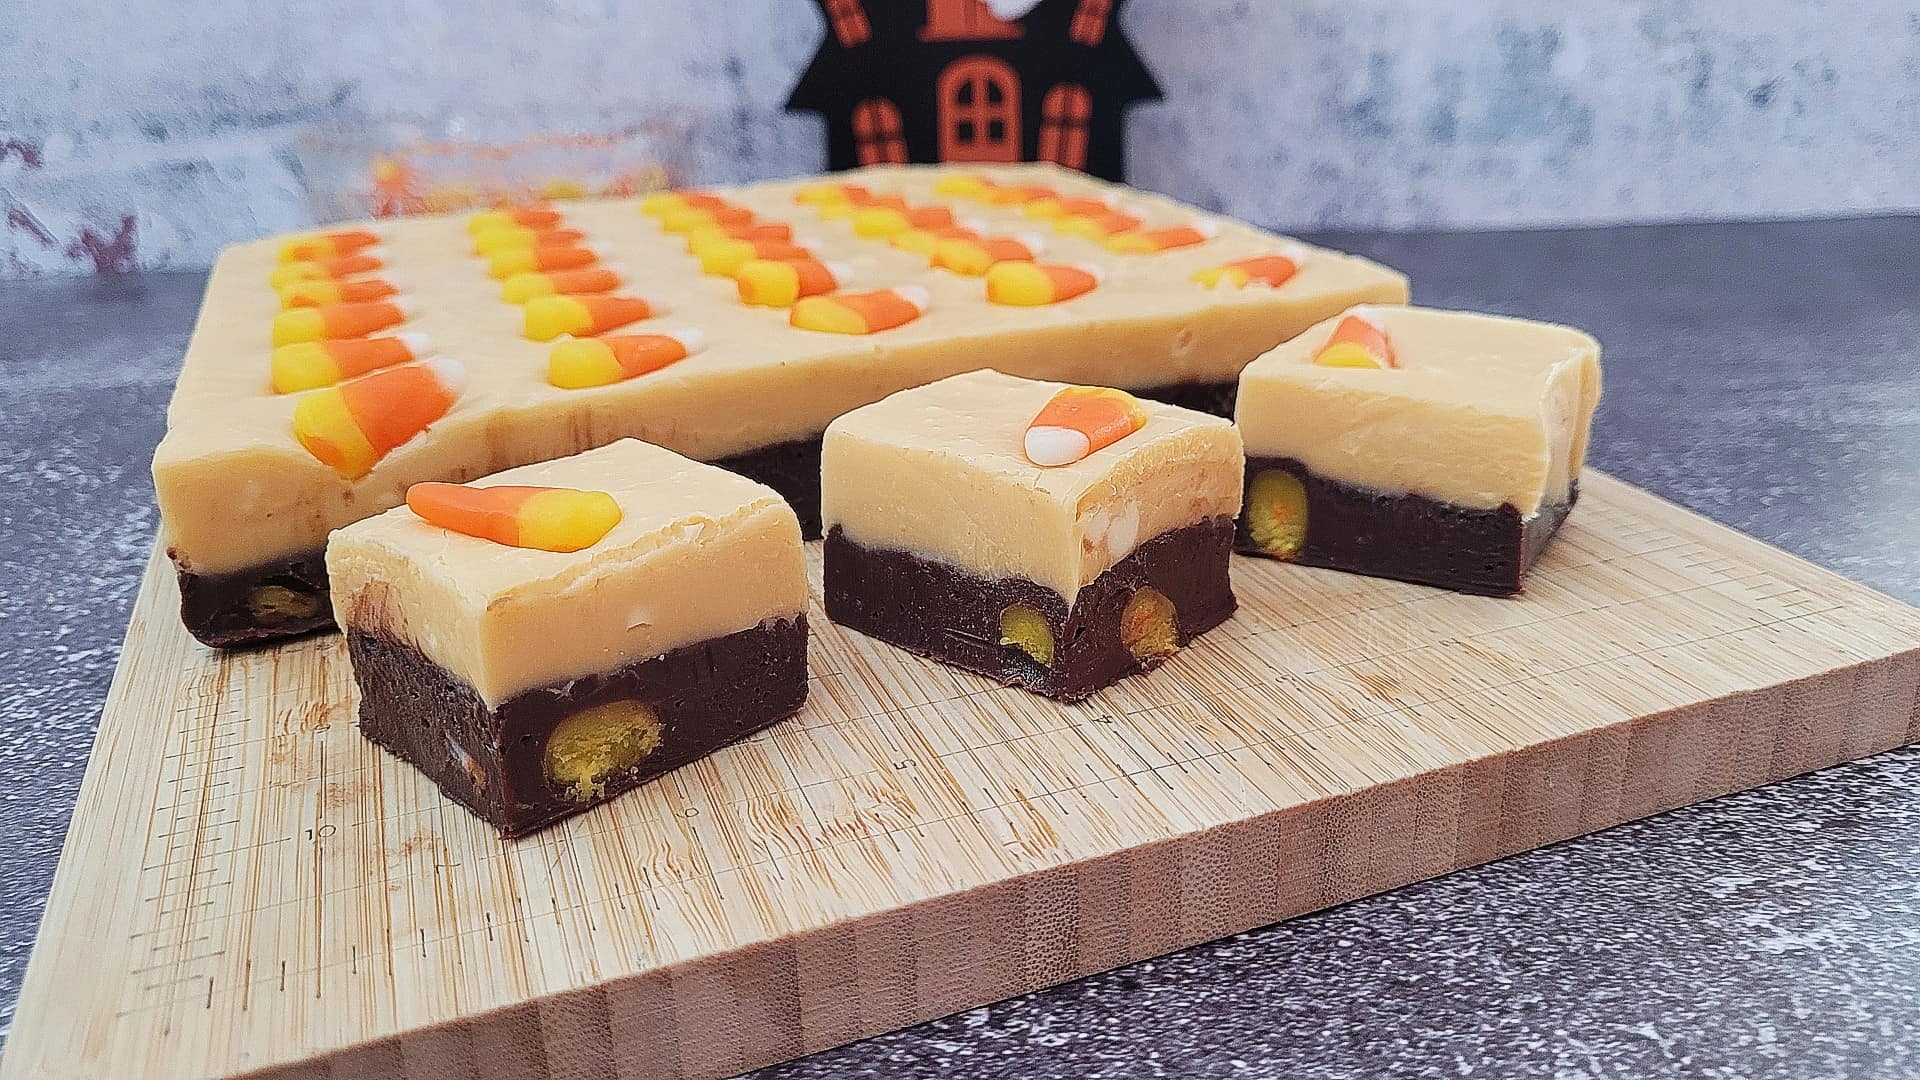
<box><xmin>937</xmin><ymin>57</ymin><xmax>1020</xmax><ymax>162</ymax></box>
<box><xmin>853</xmin><ymin>98</ymin><xmax>907</xmax><ymax>165</ymax></box>
<box><xmin>825</xmin><ymin>0</ymin><xmax>870</xmax><ymax>45</ymax></box>
<box><xmin>1069</xmin><ymin>0</ymin><xmax>1111</xmax><ymax>44</ymax></box>
<box><xmin>1038</xmin><ymin>84</ymin><xmax>1092</xmax><ymax>170</ymax></box>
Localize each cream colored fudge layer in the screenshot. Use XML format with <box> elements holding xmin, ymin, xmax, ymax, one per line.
<box><xmin>1235</xmin><ymin>307</ymin><xmax>1601</xmax><ymax>514</ymax></box>
<box><xmin>822</xmin><ymin>370</ymin><xmax>1244</xmax><ymax>602</ymax></box>
<box><xmin>155</xmin><ymin>162</ymin><xmax>1407</xmax><ymax>575</ymax></box>
<box><xmin>325</xmin><ymin>440</ymin><xmax>806</xmax><ymax>706</ymax></box>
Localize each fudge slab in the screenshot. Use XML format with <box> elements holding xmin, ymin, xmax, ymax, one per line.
<box><xmin>154</xmin><ymin>162</ymin><xmax>1409</xmax><ymax>646</ymax></box>
<box><xmin>326</xmin><ymin>439</ymin><xmax>808</xmax><ymax>836</ymax></box>
<box><xmin>1235</xmin><ymin>306</ymin><xmax>1601</xmax><ymax>594</ymax></box>
<box><xmin>823</xmin><ymin>370</ymin><xmax>1243</xmax><ymax>700</ymax></box>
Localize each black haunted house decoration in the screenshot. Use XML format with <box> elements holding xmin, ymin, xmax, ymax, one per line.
<box><xmin>786</xmin><ymin>0</ymin><xmax>1161</xmax><ymax>181</ymax></box>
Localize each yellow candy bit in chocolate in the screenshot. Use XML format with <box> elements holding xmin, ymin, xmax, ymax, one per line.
<box><xmin>1246</xmin><ymin>470</ymin><xmax>1309</xmax><ymax>559</ymax></box>
<box><xmin>406</xmin><ymin>482</ymin><xmax>622</xmax><ymax>552</ymax></box>
<box><xmin>985</xmin><ymin>261</ymin><xmax>1100</xmax><ymax>306</ymax></box>
<box><xmin>1023</xmin><ymin>385</ymin><xmax>1147</xmax><ymax>466</ymax></box>
<box><xmin>545</xmin><ymin>700</ymin><xmax>663</xmax><ymax>802</ymax></box>
<box><xmin>1120</xmin><ymin>588</ymin><xmax>1180</xmax><ymax>661</ymax></box>
<box><xmin>998</xmin><ymin>604</ymin><xmax>1055</xmax><ymax>667</ymax></box>
<box><xmin>1313</xmin><ymin>308</ymin><xmax>1398</xmax><ymax>368</ymax></box>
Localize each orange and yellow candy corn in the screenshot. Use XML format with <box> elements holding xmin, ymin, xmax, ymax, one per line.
<box><xmin>277</xmin><ymin>229</ymin><xmax>382</xmax><ymax>263</ymax></box>
<box><xmin>819</xmin><ymin>192</ymin><xmax>907</xmax><ymax>220</ymax></box>
<box><xmin>931</xmin><ymin>234</ymin><xmax>1042</xmax><ymax>275</ymax></box>
<box><xmin>985</xmin><ymin>262</ymin><xmax>1100</xmax><ymax>306</ymax></box>
<box><xmin>268</xmin><ymin>252</ymin><xmax>383</xmax><ymax>289</ymax></box>
<box><xmin>795</xmin><ymin>181</ymin><xmax>871</xmax><ymax>205</ymax></box>
<box><xmin>467</xmin><ymin>206</ymin><xmax>565</xmax><ymax>235</ymax></box>
<box><xmin>406</xmin><ymin>483</ymin><xmax>622</xmax><ymax>552</ymax></box>
<box><xmin>1106</xmin><ymin>222</ymin><xmax>1217</xmax><ymax>253</ymax></box>
<box><xmin>641</xmin><ymin>190</ymin><xmax>726</xmax><ymax>218</ymax></box>
<box><xmin>890</xmin><ymin>224</ymin><xmax>978</xmax><ymax>254</ymax></box>
<box><xmin>1024</xmin><ymin>195</ymin><xmax>1112</xmax><ymax>221</ymax></box>
<box><xmin>500</xmin><ymin>265</ymin><xmax>624</xmax><ymax>304</ymax></box>
<box><xmin>1313</xmin><ymin>308</ymin><xmax>1397</xmax><ymax>369</ymax></box>
<box><xmin>292</xmin><ymin>358</ymin><xmax>467</xmax><ymax>479</ymax></box>
<box><xmin>735</xmin><ymin>258</ymin><xmax>845</xmax><ymax>307</ymax></box>
<box><xmin>1023</xmin><ymin>386</ymin><xmax>1148</xmax><ymax>467</ymax></box>
<box><xmin>982</xmin><ymin>183</ymin><xmax>1057</xmax><ymax>206</ymax></box>
<box><xmin>851</xmin><ymin>204</ymin><xmax>957</xmax><ymax>237</ymax></box>
<box><xmin>471</xmin><ymin>225</ymin><xmax>586</xmax><ymax>255</ymax></box>
<box><xmin>277</xmin><ymin>277</ymin><xmax>400</xmax><ymax>309</ymax></box>
<box><xmin>546</xmin><ymin>329</ymin><xmax>705</xmax><ymax>389</ymax></box>
<box><xmin>1192</xmin><ymin>250</ymin><xmax>1305</xmax><ymax>289</ymax></box>
<box><xmin>789</xmin><ymin>285</ymin><xmax>929</xmax><ymax>335</ymax></box>
<box><xmin>659</xmin><ymin>204</ymin><xmax>755</xmax><ymax>234</ymax></box>
<box><xmin>487</xmin><ymin>244</ymin><xmax>597</xmax><ymax>279</ymax></box>
<box><xmin>270</xmin><ymin>332</ymin><xmax>434</xmax><ymax>394</ymax></box>
<box><xmin>522</xmin><ymin>294</ymin><xmax>657</xmax><ymax>341</ymax></box>
<box><xmin>932</xmin><ymin>173</ymin><xmax>992</xmax><ymax>198</ymax></box>
<box><xmin>271</xmin><ymin>299</ymin><xmax>413</xmax><ymax>346</ymax></box>
<box><xmin>695</xmin><ymin>237</ymin><xmax>813</xmax><ymax>276</ymax></box>
<box><xmin>1055</xmin><ymin>208</ymin><xmax>1144</xmax><ymax>239</ymax></box>
<box><xmin>683</xmin><ymin>221</ymin><xmax>794</xmax><ymax>251</ymax></box>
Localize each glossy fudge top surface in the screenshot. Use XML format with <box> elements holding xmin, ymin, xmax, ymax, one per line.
<box><xmin>1236</xmin><ymin>306</ymin><xmax>1601</xmax><ymax>514</ymax></box>
<box><xmin>326</xmin><ymin>439</ymin><xmax>806</xmax><ymax>706</ymax></box>
<box><xmin>822</xmin><ymin>369</ymin><xmax>1244</xmax><ymax>603</ymax></box>
<box><xmin>153</xmin><ymin>162</ymin><xmax>1408</xmax><ymax>576</ymax></box>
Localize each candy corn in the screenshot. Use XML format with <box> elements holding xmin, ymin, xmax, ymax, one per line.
<box><xmin>930</xmin><ymin>234</ymin><xmax>1041</xmax><ymax>276</ymax></box>
<box><xmin>789</xmin><ymin>286</ymin><xmax>930</xmax><ymax>335</ymax></box>
<box><xmin>695</xmin><ymin>237</ymin><xmax>814</xmax><ymax>277</ymax></box>
<box><xmin>735</xmin><ymin>258</ymin><xmax>844</xmax><ymax>307</ymax></box>
<box><xmin>985</xmin><ymin>262</ymin><xmax>1100</xmax><ymax>306</ymax></box>
<box><xmin>271</xmin><ymin>299</ymin><xmax>413</xmax><ymax>346</ymax></box>
<box><xmin>270</xmin><ymin>333</ymin><xmax>434</xmax><ymax>394</ymax></box>
<box><xmin>641</xmin><ymin>190</ymin><xmax>726</xmax><ymax>218</ymax></box>
<box><xmin>1055</xmin><ymin>209</ymin><xmax>1143</xmax><ymax>240</ymax></box>
<box><xmin>982</xmin><ymin>184</ymin><xmax>1057</xmax><ymax>206</ymax></box>
<box><xmin>522</xmin><ymin>295</ymin><xmax>657</xmax><ymax>341</ymax></box>
<box><xmin>889</xmin><ymin>224</ymin><xmax>978</xmax><ymax>255</ymax></box>
<box><xmin>659</xmin><ymin>205</ymin><xmax>755</xmax><ymax>234</ymax></box>
<box><xmin>1191</xmin><ymin>250</ymin><xmax>1306</xmax><ymax>290</ymax></box>
<box><xmin>500</xmin><ymin>265</ymin><xmax>624</xmax><ymax>304</ymax></box>
<box><xmin>1024</xmin><ymin>195</ymin><xmax>1112</xmax><ymax>221</ymax></box>
<box><xmin>471</xmin><ymin>225</ymin><xmax>586</xmax><ymax>255</ymax></box>
<box><xmin>488</xmin><ymin>244</ymin><xmax>597</xmax><ymax>279</ymax></box>
<box><xmin>277</xmin><ymin>229</ymin><xmax>381</xmax><ymax>264</ymax></box>
<box><xmin>683</xmin><ymin>221</ymin><xmax>794</xmax><ymax>251</ymax></box>
<box><xmin>292</xmin><ymin>358</ymin><xmax>467</xmax><ymax>479</ymax></box>
<box><xmin>467</xmin><ymin>207</ymin><xmax>564</xmax><ymax>235</ymax></box>
<box><xmin>932</xmin><ymin>174</ymin><xmax>992</xmax><ymax>198</ymax></box>
<box><xmin>1313</xmin><ymin>308</ymin><xmax>1397</xmax><ymax>369</ymax></box>
<box><xmin>277</xmin><ymin>277</ymin><xmax>400</xmax><ymax>309</ymax></box>
<box><xmin>1105</xmin><ymin>222</ymin><xmax>1217</xmax><ymax>253</ymax></box>
<box><xmin>1023</xmin><ymin>386</ymin><xmax>1148</xmax><ymax>467</ymax></box>
<box><xmin>795</xmin><ymin>182</ymin><xmax>870</xmax><ymax>205</ymax></box>
<box><xmin>819</xmin><ymin>193</ymin><xmax>907</xmax><ymax>220</ymax></box>
<box><xmin>851</xmin><ymin>205</ymin><xmax>957</xmax><ymax>237</ymax></box>
<box><xmin>269</xmin><ymin>253</ymin><xmax>383</xmax><ymax>289</ymax></box>
<box><xmin>406</xmin><ymin>483</ymin><xmax>623</xmax><ymax>552</ymax></box>
<box><xmin>546</xmin><ymin>329</ymin><xmax>705</xmax><ymax>389</ymax></box>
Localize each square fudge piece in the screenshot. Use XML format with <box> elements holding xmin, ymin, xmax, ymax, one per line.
<box><xmin>1235</xmin><ymin>306</ymin><xmax>1602</xmax><ymax>595</ymax></box>
<box><xmin>822</xmin><ymin>370</ymin><xmax>1243</xmax><ymax>701</ymax></box>
<box><xmin>326</xmin><ymin>439</ymin><xmax>808</xmax><ymax>837</ymax></box>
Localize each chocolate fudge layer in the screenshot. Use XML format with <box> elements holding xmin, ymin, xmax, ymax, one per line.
<box><xmin>827</xmin><ymin>521</ymin><xmax>1235</xmax><ymax>701</ymax></box>
<box><xmin>155</xmin><ymin>162</ymin><xmax>1407</xmax><ymax>646</ymax></box>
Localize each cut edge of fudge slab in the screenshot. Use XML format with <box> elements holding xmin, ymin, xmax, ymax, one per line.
<box><xmin>350</xmin><ymin>615</ymin><xmax>807</xmax><ymax>838</ymax></box>
<box><xmin>174</xmin><ymin>547</ymin><xmax>332</xmax><ymax>647</ymax></box>
<box><xmin>1235</xmin><ymin>456</ymin><xmax>1577</xmax><ymax>596</ymax></box>
<box><xmin>824</xmin><ymin>518</ymin><xmax>1237</xmax><ymax>702</ymax></box>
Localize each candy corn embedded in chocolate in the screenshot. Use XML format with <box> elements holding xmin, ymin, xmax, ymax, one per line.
<box><xmin>641</xmin><ymin>190</ymin><xmax>726</xmax><ymax>218</ymax></box>
<box><xmin>271</xmin><ymin>299</ymin><xmax>413</xmax><ymax>346</ymax></box>
<box><xmin>1192</xmin><ymin>250</ymin><xmax>1306</xmax><ymax>290</ymax></box>
<box><xmin>406</xmin><ymin>483</ymin><xmax>623</xmax><ymax>552</ymax></box>
<box><xmin>1054</xmin><ymin>208</ymin><xmax>1144</xmax><ymax>240</ymax></box>
<box><xmin>292</xmin><ymin>358</ymin><xmax>467</xmax><ymax>479</ymax></box>
<box><xmin>522</xmin><ymin>295</ymin><xmax>657</xmax><ymax>341</ymax></box>
<box><xmin>1105</xmin><ymin>222</ymin><xmax>1218</xmax><ymax>253</ymax></box>
<box><xmin>695</xmin><ymin>237</ymin><xmax>814</xmax><ymax>277</ymax></box>
<box><xmin>467</xmin><ymin>207</ymin><xmax>564</xmax><ymax>235</ymax></box>
<box><xmin>269</xmin><ymin>253</ymin><xmax>384</xmax><ymax>289</ymax></box>
<box><xmin>789</xmin><ymin>286</ymin><xmax>930</xmax><ymax>335</ymax></box>
<box><xmin>488</xmin><ymin>244</ymin><xmax>597</xmax><ymax>280</ymax></box>
<box><xmin>270</xmin><ymin>333</ymin><xmax>434</xmax><ymax>394</ymax></box>
<box><xmin>500</xmin><ymin>265</ymin><xmax>624</xmax><ymax>304</ymax></box>
<box><xmin>1312</xmin><ymin>308</ymin><xmax>1397</xmax><ymax>369</ymax></box>
<box><xmin>471</xmin><ymin>225</ymin><xmax>586</xmax><ymax>255</ymax></box>
<box><xmin>735</xmin><ymin>258</ymin><xmax>845</xmax><ymax>307</ymax></box>
<box><xmin>931</xmin><ymin>234</ymin><xmax>1042</xmax><ymax>276</ymax></box>
<box><xmin>659</xmin><ymin>205</ymin><xmax>755</xmax><ymax>234</ymax></box>
<box><xmin>277</xmin><ymin>277</ymin><xmax>400</xmax><ymax>310</ymax></box>
<box><xmin>277</xmin><ymin>229</ymin><xmax>382</xmax><ymax>264</ymax></box>
<box><xmin>1023</xmin><ymin>386</ymin><xmax>1148</xmax><ymax>467</ymax></box>
<box><xmin>546</xmin><ymin>329</ymin><xmax>705</xmax><ymax>389</ymax></box>
<box><xmin>985</xmin><ymin>262</ymin><xmax>1100</xmax><ymax>306</ymax></box>
<box><xmin>683</xmin><ymin>221</ymin><xmax>794</xmax><ymax>251</ymax></box>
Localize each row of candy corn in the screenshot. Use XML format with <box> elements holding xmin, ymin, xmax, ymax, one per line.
<box><xmin>646</xmin><ymin>189</ymin><xmax>856</xmax><ymax>311</ymax></box>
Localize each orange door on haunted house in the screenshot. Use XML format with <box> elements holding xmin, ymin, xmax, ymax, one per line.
<box><xmin>937</xmin><ymin>56</ymin><xmax>1020</xmax><ymax>162</ymax></box>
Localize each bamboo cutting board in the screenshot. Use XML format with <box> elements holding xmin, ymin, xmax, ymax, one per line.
<box><xmin>6</xmin><ymin>473</ymin><xmax>1919</xmax><ymax>1080</ymax></box>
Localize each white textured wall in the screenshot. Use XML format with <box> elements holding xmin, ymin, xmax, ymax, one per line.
<box><xmin>3</xmin><ymin>0</ymin><xmax>1918</xmax><ymax>275</ymax></box>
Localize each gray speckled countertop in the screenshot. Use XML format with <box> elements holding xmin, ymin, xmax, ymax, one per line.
<box><xmin>2</xmin><ymin>218</ymin><xmax>1917</xmax><ymax>1078</ymax></box>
